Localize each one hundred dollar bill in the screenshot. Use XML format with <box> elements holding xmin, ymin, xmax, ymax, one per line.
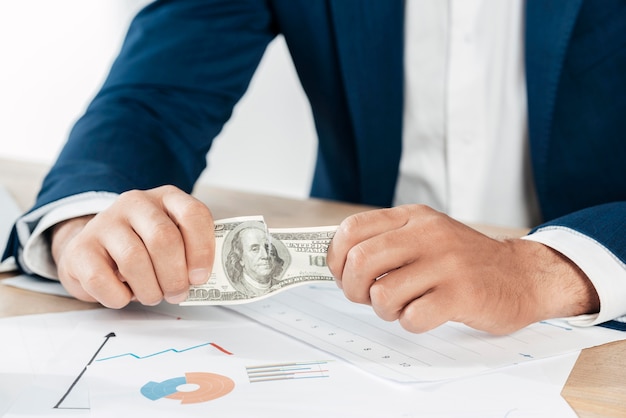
<box><xmin>181</xmin><ymin>216</ymin><xmax>337</xmax><ymax>305</ymax></box>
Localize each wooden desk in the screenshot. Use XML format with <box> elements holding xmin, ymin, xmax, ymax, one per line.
<box><xmin>1</xmin><ymin>157</ymin><xmax>624</xmax><ymax>417</ymax></box>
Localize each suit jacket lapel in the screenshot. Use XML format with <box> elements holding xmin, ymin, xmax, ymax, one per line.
<box><xmin>525</xmin><ymin>0</ymin><xmax>583</xmax><ymax>210</ymax></box>
<box><xmin>327</xmin><ymin>1</ymin><xmax>583</xmax><ymax>208</ymax></box>
<box><xmin>328</xmin><ymin>0</ymin><xmax>404</xmax><ymax>206</ymax></box>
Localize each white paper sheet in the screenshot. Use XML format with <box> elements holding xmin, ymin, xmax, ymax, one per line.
<box><xmin>228</xmin><ymin>282</ymin><xmax>626</xmax><ymax>382</ymax></box>
<box><xmin>8</xmin><ymin>274</ymin><xmax>621</xmax><ymax>384</ymax></box>
<box><xmin>0</xmin><ymin>307</ymin><xmax>581</xmax><ymax>417</ymax></box>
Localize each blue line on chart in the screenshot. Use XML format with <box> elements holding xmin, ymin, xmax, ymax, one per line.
<box><xmin>96</xmin><ymin>341</ymin><xmax>232</xmax><ymax>361</ymax></box>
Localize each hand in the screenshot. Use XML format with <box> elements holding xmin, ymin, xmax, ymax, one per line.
<box><xmin>327</xmin><ymin>205</ymin><xmax>600</xmax><ymax>335</ymax></box>
<box><xmin>50</xmin><ymin>186</ymin><xmax>215</xmax><ymax>308</ymax></box>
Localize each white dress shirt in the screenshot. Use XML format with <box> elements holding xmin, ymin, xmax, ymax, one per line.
<box><xmin>395</xmin><ymin>0</ymin><xmax>537</xmax><ymax>228</ymax></box>
<box><xmin>10</xmin><ymin>0</ymin><xmax>626</xmax><ymax>326</ymax></box>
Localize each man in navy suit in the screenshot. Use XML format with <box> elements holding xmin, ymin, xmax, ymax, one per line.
<box><xmin>4</xmin><ymin>0</ymin><xmax>625</xmax><ymax>334</ymax></box>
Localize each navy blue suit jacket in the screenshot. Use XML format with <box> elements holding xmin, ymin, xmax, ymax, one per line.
<box><xmin>5</xmin><ymin>1</ymin><xmax>626</xmax><ymax>273</ymax></box>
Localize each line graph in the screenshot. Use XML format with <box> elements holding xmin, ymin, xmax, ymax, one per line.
<box><xmin>96</xmin><ymin>341</ymin><xmax>233</xmax><ymax>361</ymax></box>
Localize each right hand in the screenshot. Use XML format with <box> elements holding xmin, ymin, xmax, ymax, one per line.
<box><xmin>50</xmin><ymin>185</ymin><xmax>215</xmax><ymax>308</ymax></box>
<box><xmin>327</xmin><ymin>205</ymin><xmax>599</xmax><ymax>335</ymax></box>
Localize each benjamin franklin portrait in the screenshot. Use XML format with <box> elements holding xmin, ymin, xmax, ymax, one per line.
<box><xmin>223</xmin><ymin>222</ymin><xmax>289</xmax><ymax>297</ymax></box>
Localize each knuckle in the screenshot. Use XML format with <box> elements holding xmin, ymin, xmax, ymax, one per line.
<box><xmin>80</xmin><ymin>268</ymin><xmax>107</xmax><ymax>290</ymax></box>
<box><xmin>118</xmin><ymin>189</ymin><xmax>145</xmax><ymax>203</ymax></box>
<box><xmin>370</xmin><ymin>282</ymin><xmax>402</xmax><ymax>321</ymax></box>
<box><xmin>337</xmin><ymin>213</ymin><xmax>365</xmax><ymax>237</ymax></box>
<box><xmin>344</xmin><ymin>244</ymin><xmax>368</xmax><ymax>271</ymax></box>
<box><xmin>167</xmin><ymin>195</ymin><xmax>212</xmax><ymax>231</ymax></box>
<box><xmin>390</xmin><ymin>204</ymin><xmax>420</xmax><ymax>222</ymax></box>
<box><xmin>164</xmin><ymin>277</ymin><xmax>189</xmax><ymax>295</ymax></box>
<box><xmin>146</xmin><ymin>222</ymin><xmax>182</xmax><ymax>248</ymax></box>
<box><xmin>157</xmin><ymin>184</ymin><xmax>182</xmax><ymax>195</ymax></box>
<box><xmin>407</xmin><ymin>203</ymin><xmax>433</xmax><ymax>214</ymax></box>
<box><xmin>117</xmin><ymin>242</ymin><xmax>148</xmax><ymax>265</ymax></box>
<box><xmin>179</xmin><ymin>198</ymin><xmax>210</xmax><ymax>217</ymax></box>
<box><xmin>168</xmin><ymin>279</ymin><xmax>189</xmax><ymax>295</ymax></box>
<box><xmin>405</xmin><ymin>204</ymin><xmax>444</xmax><ymax>226</ymax></box>
<box><xmin>368</xmin><ymin>282</ymin><xmax>390</xmax><ymax>308</ymax></box>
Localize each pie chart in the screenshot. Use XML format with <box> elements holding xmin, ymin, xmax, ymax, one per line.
<box><xmin>141</xmin><ymin>372</ymin><xmax>235</xmax><ymax>404</ymax></box>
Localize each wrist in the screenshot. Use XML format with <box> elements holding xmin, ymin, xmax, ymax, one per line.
<box><xmin>517</xmin><ymin>239</ymin><xmax>600</xmax><ymax>321</ymax></box>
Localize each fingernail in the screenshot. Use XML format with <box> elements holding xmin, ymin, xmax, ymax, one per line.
<box><xmin>168</xmin><ymin>291</ymin><xmax>189</xmax><ymax>304</ymax></box>
<box><xmin>189</xmin><ymin>268</ymin><xmax>210</xmax><ymax>285</ymax></box>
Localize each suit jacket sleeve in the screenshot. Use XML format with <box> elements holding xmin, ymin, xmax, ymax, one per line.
<box><xmin>2</xmin><ymin>0</ymin><xmax>277</xmax><ymax>266</ymax></box>
<box><xmin>39</xmin><ymin>0</ymin><xmax>276</xmax><ymax>206</ymax></box>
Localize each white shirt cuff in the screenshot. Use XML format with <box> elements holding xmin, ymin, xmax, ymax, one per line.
<box><xmin>17</xmin><ymin>192</ymin><xmax>118</xmax><ymax>279</ymax></box>
<box><xmin>524</xmin><ymin>226</ymin><xmax>626</xmax><ymax>327</ymax></box>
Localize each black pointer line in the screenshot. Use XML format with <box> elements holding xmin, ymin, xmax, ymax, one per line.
<box><xmin>54</xmin><ymin>332</ymin><xmax>116</xmax><ymax>409</ymax></box>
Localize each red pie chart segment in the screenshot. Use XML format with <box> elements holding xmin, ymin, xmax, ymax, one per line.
<box><xmin>165</xmin><ymin>372</ymin><xmax>235</xmax><ymax>404</ymax></box>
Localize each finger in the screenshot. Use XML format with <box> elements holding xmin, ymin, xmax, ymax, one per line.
<box><xmin>368</xmin><ymin>252</ymin><xmax>479</xmax><ymax>331</ymax></box>
<box><xmin>337</xmin><ymin>207</ymin><xmax>432</xmax><ymax>305</ymax></box>
<box><xmin>98</xmin><ymin>221</ymin><xmax>163</xmax><ymax>306</ymax></box>
<box><xmin>60</xmin><ymin>238</ymin><xmax>134</xmax><ymax>309</ymax></box>
<box><xmin>338</xmin><ymin>227</ymin><xmax>418</xmax><ymax>305</ymax></box>
<box><xmin>57</xmin><ymin>266</ymin><xmax>99</xmax><ymax>303</ymax></box>
<box><xmin>160</xmin><ymin>187</ymin><xmax>214</xmax><ymax>286</ymax></box>
<box><xmin>397</xmin><ymin>291</ymin><xmax>452</xmax><ymax>334</ymax></box>
<box><xmin>368</xmin><ymin>265</ymin><xmax>432</xmax><ymax>322</ymax></box>
<box><xmin>368</xmin><ymin>260</ymin><xmax>465</xmax><ymax>328</ymax></box>
<box><xmin>328</xmin><ymin>207</ymin><xmax>410</xmax><ymax>278</ymax></box>
<box><xmin>118</xmin><ymin>189</ymin><xmax>188</xmax><ymax>303</ymax></box>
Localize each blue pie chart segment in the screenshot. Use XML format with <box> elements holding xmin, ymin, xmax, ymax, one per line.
<box><xmin>140</xmin><ymin>377</ymin><xmax>186</xmax><ymax>401</ymax></box>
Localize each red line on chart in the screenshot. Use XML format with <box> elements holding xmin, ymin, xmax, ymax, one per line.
<box><xmin>209</xmin><ymin>342</ymin><xmax>233</xmax><ymax>355</ymax></box>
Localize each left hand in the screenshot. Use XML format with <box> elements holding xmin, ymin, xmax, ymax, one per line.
<box><xmin>51</xmin><ymin>186</ymin><xmax>215</xmax><ymax>308</ymax></box>
<box><xmin>327</xmin><ymin>205</ymin><xmax>600</xmax><ymax>335</ymax></box>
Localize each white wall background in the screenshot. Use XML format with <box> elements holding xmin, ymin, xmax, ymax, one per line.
<box><xmin>0</xmin><ymin>1</ymin><xmax>316</xmax><ymax>198</ymax></box>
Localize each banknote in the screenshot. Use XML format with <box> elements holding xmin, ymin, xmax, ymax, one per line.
<box><xmin>181</xmin><ymin>216</ymin><xmax>338</xmax><ymax>305</ymax></box>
